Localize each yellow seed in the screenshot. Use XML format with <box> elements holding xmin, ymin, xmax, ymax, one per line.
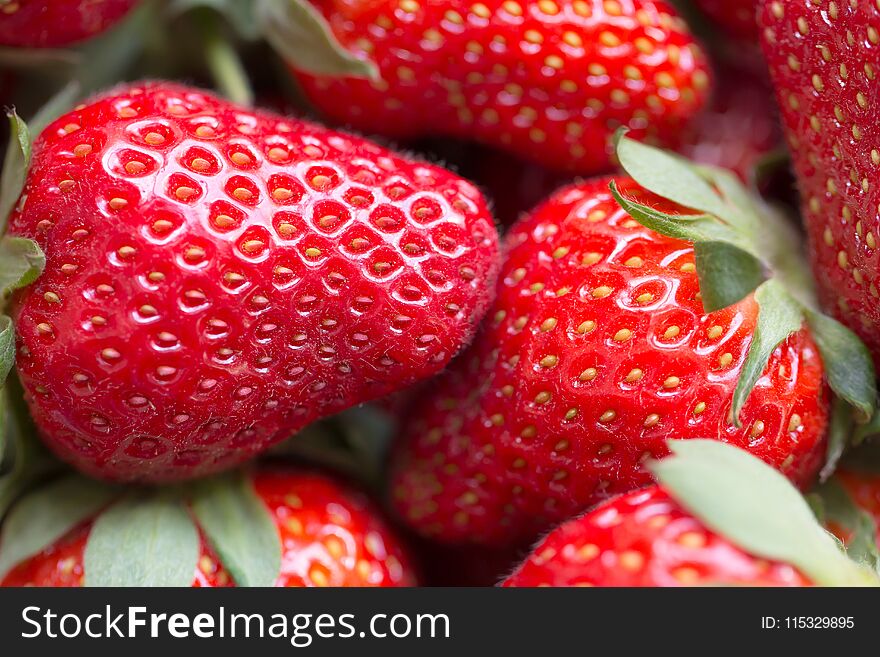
<box><xmin>599</xmin><ymin>410</ymin><xmax>617</xmax><ymax>423</ymax></box>
<box><xmin>144</xmin><ymin>131</ymin><xmax>165</xmax><ymax>146</ymax></box>
<box><xmin>109</xmin><ymin>197</ymin><xmax>128</xmax><ymax>210</ymax></box>
<box><xmin>540</xmin><ymin>355</ymin><xmax>558</xmax><ymax>368</ymax></box>
<box><xmin>613</xmin><ymin>328</ymin><xmax>632</xmax><ymax>342</ymax></box>
<box><xmin>540</xmin><ymin>317</ymin><xmax>558</xmax><ymax>331</ymax></box>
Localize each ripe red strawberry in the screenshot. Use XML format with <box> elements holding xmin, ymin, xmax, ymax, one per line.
<box><xmin>391</xmin><ymin>176</ymin><xmax>829</xmax><ymax>547</ymax></box>
<box><xmin>760</xmin><ymin>2</ymin><xmax>880</xmax><ymax>365</ymax></box>
<box><xmin>676</xmin><ymin>66</ymin><xmax>780</xmax><ymax>183</ymax></box>
<box><xmin>9</xmin><ymin>81</ymin><xmax>499</xmax><ymax>482</ymax></box>
<box><xmin>692</xmin><ymin>0</ymin><xmax>758</xmax><ymax>42</ymax></box>
<box><xmin>502</xmin><ymin>486</ymin><xmax>811</xmax><ymax>586</ymax></box>
<box><xmin>1</xmin><ymin>468</ymin><xmax>417</xmax><ymax>587</ymax></box>
<box><xmin>290</xmin><ymin>0</ymin><xmax>712</xmax><ymax>174</ymax></box>
<box><xmin>0</xmin><ymin>0</ymin><xmax>139</xmax><ymax>48</ymax></box>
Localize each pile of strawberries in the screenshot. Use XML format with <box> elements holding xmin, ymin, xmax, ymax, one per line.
<box><xmin>0</xmin><ymin>0</ymin><xmax>878</xmax><ymax>588</ymax></box>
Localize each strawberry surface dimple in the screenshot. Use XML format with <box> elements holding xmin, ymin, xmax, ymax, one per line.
<box><xmin>10</xmin><ymin>82</ymin><xmax>500</xmax><ymax>482</ymax></box>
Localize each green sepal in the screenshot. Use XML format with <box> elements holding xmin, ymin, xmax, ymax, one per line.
<box><xmin>805</xmin><ymin>310</ymin><xmax>877</xmax><ymax>422</ymax></box>
<box><xmin>731</xmin><ymin>279</ymin><xmax>804</xmax><ymax>426</ymax></box>
<box><xmin>190</xmin><ymin>471</ymin><xmax>281</xmax><ymax>587</ymax></box>
<box><xmin>811</xmin><ymin>478</ymin><xmax>880</xmax><ymax>573</ymax></box>
<box><xmin>169</xmin><ymin>0</ymin><xmax>261</xmax><ymax>39</ymax></box>
<box><xmin>614</xmin><ymin>130</ymin><xmax>732</xmax><ymax>222</ymax></box>
<box><xmin>84</xmin><ymin>494</ymin><xmax>200</xmax><ymax>587</ymax></box>
<box><xmin>0</xmin><ymin>110</ymin><xmax>32</xmax><ymax>232</ymax></box>
<box><xmin>822</xmin><ymin>396</ymin><xmax>855</xmax><ymax>482</ymax></box>
<box><xmin>0</xmin><ymin>380</ymin><xmax>61</xmax><ymax>513</ymax></box>
<box><xmin>694</xmin><ymin>241</ymin><xmax>766</xmax><ymax>312</ymax></box>
<box><xmin>0</xmin><ymin>236</ymin><xmax>46</xmax><ymax>298</ymax></box>
<box><xmin>608</xmin><ymin>181</ymin><xmax>753</xmax><ymax>253</ymax></box>
<box><xmin>0</xmin><ymin>474</ymin><xmax>117</xmax><ymax>579</ymax></box>
<box><xmin>256</xmin><ymin>0</ymin><xmax>378</xmax><ymax>79</ymax></box>
<box><xmin>651</xmin><ymin>440</ymin><xmax>879</xmax><ymax>586</ymax></box>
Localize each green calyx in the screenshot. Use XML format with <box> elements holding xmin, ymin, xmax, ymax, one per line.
<box><xmin>611</xmin><ymin>132</ymin><xmax>877</xmax><ymax>440</ymax></box>
<box><xmin>0</xmin><ymin>470</ymin><xmax>282</xmax><ymax>586</ymax></box>
<box><xmin>175</xmin><ymin>0</ymin><xmax>377</xmax><ymax>80</ymax></box>
<box><xmin>651</xmin><ymin>440</ymin><xmax>880</xmax><ymax>587</ymax></box>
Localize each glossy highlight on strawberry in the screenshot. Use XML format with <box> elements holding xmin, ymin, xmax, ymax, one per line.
<box><xmin>391</xmin><ymin>177</ymin><xmax>828</xmax><ymax>548</ymax></box>
<box><xmin>0</xmin><ymin>0</ymin><xmax>139</xmax><ymax>48</ymax></box>
<box><xmin>503</xmin><ymin>486</ymin><xmax>811</xmax><ymax>587</ymax></box>
<box><xmin>9</xmin><ymin>81</ymin><xmax>500</xmax><ymax>482</ymax></box>
<box><xmin>294</xmin><ymin>0</ymin><xmax>711</xmax><ymax>174</ymax></box>
<box><xmin>1</xmin><ymin>468</ymin><xmax>417</xmax><ymax>587</ymax></box>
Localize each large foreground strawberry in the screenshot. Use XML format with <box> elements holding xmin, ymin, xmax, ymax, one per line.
<box><xmin>8</xmin><ymin>82</ymin><xmax>499</xmax><ymax>482</ymax></box>
<box><xmin>760</xmin><ymin>1</ymin><xmax>880</xmax><ymax>366</ymax></box>
<box><xmin>504</xmin><ymin>441</ymin><xmax>878</xmax><ymax>586</ymax></box>
<box><xmin>0</xmin><ymin>0</ymin><xmax>139</xmax><ymax>48</ymax></box>
<box><xmin>0</xmin><ymin>467</ymin><xmax>416</xmax><ymax>587</ymax></box>
<box><xmin>281</xmin><ymin>0</ymin><xmax>711</xmax><ymax>174</ymax></box>
<box><xmin>390</xmin><ymin>135</ymin><xmax>875</xmax><ymax>547</ymax></box>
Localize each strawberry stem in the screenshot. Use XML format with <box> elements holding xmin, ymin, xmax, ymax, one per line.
<box><xmin>199</xmin><ymin>11</ymin><xmax>254</xmax><ymax>107</ymax></box>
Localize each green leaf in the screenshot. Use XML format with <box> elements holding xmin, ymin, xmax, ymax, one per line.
<box><xmin>731</xmin><ymin>279</ymin><xmax>804</xmax><ymax>426</ymax></box>
<box><xmin>0</xmin><ymin>475</ymin><xmax>117</xmax><ymax>578</ymax></box>
<box><xmin>652</xmin><ymin>440</ymin><xmax>878</xmax><ymax>586</ymax></box>
<box><xmin>805</xmin><ymin>310</ymin><xmax>877</xmax><ymax>422</ymax></box>
<box><xmin>256</xmin><ymin>0</ymin><xmax>377</xmax><ymax>79</ymax></box>
<box><xmin>191</xmin><ymin>471</ymin><xmax>281</xmax><ymax>586</ymax></box>
<box><xmin>169</xmin><ymin>0</ymin><xmax>261</xmax><ymax>39</ymax></box>
<box><xmin>609</xmin><ymin>181</ymin><xmax>754</xmax><ymax>254</ymax></box>
<box><xmin>0</xmin><ymin>236</ymin><xmax>46</xmax><ymax>297</ymax></box>
<box><xmin>812</xmin><ymin>478</ymin><xmax>880</xmax><ymax>573</ymax></box>
<box><xmin>0</xmin><ymin>317</ymin><xmax>13</xmax><ymax>386</ymax></box>
<box><xmin>0</xmin><ymin>379</ymin><xmax>61</xmax><ymax>512</ymax></box>
<box><xmin>614</xmin><ymin>132</ymin><xmax>731</xmax><ymax>221</ymax></box>
<box><xmin>694</xmin><ymin>241</ymin><xmax>765</xmax><ymax>313</ymax></box>
<box><xmin>822</xmin><ymin>396</ymin><xmax>855</xmax><ymax>482</ymax></box>
<box><xmin>84</xmin><ymin>494</ymin><xmax>200</xmax><ymax>587</ymax></box>
<box><xmin>0</xmin><ymin>110</ymin><xmax>32</xmax><ymax>232</ymax></box>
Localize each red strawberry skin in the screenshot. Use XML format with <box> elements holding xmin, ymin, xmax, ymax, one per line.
<box><xmin>0</xmin><ymin>0</ymin><xmax>139</xmax><ymax>48</ymax></box>
<box><xmin>502</xmin><ymin>486</ymin><xmax>810</xmax><ymax>586</ymax></box>
<box><xmin>9</xmin><ymin>82</ymin><xmax>499</xmax><ymax>482</ymax></box>
<box><xmin>390</xmin><ymin>177</ymin><xmax>829</xmax><ymax>548</ymax></box>
<box><xmin>294</xmin><ymin>0</ymin><xmax>711</xmax><ymax>174</ymax></box>
<box><xmin>1</xmin><ymin>469</ymin><xmax>417</xmax><ymax>587</ymax></box>
<box><xmin>692</xmin><ymin>0</ymin><xmax>758</xmax><ymax>42</ymax></box>
<box><xmin>760</xmin><ymin>2</ymin><xmax>880</xmax><ymax>366</ymax></box>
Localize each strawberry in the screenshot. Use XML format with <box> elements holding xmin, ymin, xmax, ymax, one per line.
<box><xmin>0</xmin><ymin>468</ymin><xmax>417</xmax><ymax>587</ymax></box>
<box><xmin>692</xmin><ymin>0</ymin><xmax>758</xmax><ymax>42</ymax></box>
<box><xmin>503</xmin><ymin>486</ymin><xmax>812</xmax><ymax>586</ymax></box>
<box><xmin>285</xmin><ymin>0</ymin><xmax>712</xmax><ymax>174</ymax></box>
<box><xmin>759</xmin><ymin>1</ymin><xmax>880</xmax><ymax>366</ymax></box>
<box><xmin>0</xmin><ymin>0</ymin><xmax>139</xmax><ymax>48</ymax></box>
<box><xmin>391</xmin><ymin>135</ymin><xmax>877</xmax><ymax>548</ymax></box>
<box><xmin>391</xmin><ymin>176</ymin><xmax>827</xmax><ymax>547</ymax></box>
<box><xmin>8</xmin><ymin>81</ymin><xmax>500</xmax><ymax>482</ymax></box>
<box><xmin>503</xmin><ymin>440</ymin><xmax>879</xmax><ymax>587</ymax></box>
